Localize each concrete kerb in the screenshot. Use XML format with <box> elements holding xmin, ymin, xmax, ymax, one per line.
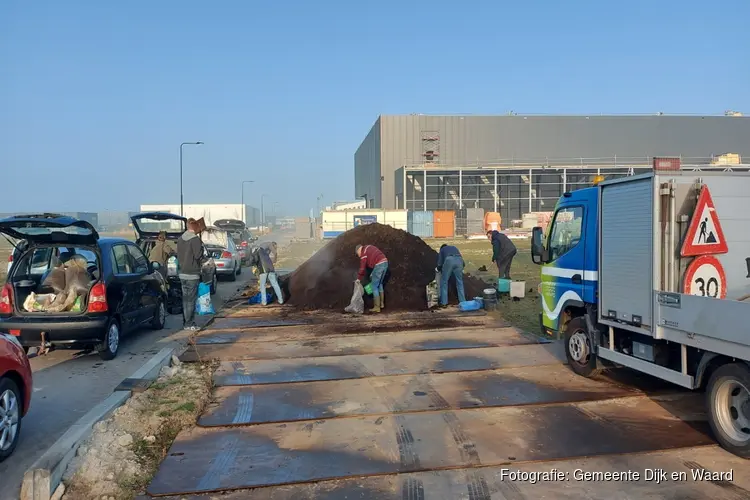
<box><xmin>20</xmin><ymin>347</ymin><xmax>176</xmax><ymax>500</ymax></box>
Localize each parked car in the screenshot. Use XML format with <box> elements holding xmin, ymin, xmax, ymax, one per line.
<box><xmin>0</xmin><ymin>214</ymin><xmax>168</xmax><ymax>360</ymax></box>
<box><xmin>0</xmin><ymin>332</ymin><xmax>32</xmax><ymax>462</ymax></box>
<box><xmin>202</xmin><ymin>227</ymin><xmax>242</xmax><ymax>281</ymax></box>
<box><xmin>214</xmin><ymin>219</ymin><xmax>256</xmax><ymax>265</ymax></box>
<box><xmin>130</xmin><ymin>212</ymin><xmax>217</xmax><ymax>314</ymax></box>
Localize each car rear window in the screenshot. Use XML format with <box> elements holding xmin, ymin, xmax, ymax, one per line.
<box><xmin>14</xmin><ymin>246</ymin><xmax>98</xmax><ymax>277</ymax></box>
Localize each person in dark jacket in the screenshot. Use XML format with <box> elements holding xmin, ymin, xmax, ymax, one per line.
<box><xmin>355</xmin><ymin>244</ymin><xmax>388</xmax><ymax>313</ymax></box>
<box><xmin>177</xmin><ymin>219</ymin><xmax>206</xmax><ymax>330</ymax></box>
<box><xmin>436</xmin><ymin>244</ymin><xmax>466</xmax><ymax>306</ymax></box>
<box><xmin>488</xmin><ymin>230</ymin><xmax>517</xmax><ymax>279</ymax></box>
<box><xmin>249</xmin><ymin>246</ymin><xmax>283</xmax><ymax>305</ymax></box>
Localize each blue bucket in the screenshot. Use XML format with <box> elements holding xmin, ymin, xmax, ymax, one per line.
<box><xmin>497</xmin><ymin>278</ymin><xmax>511</xmax><ymax>293</ymax></box>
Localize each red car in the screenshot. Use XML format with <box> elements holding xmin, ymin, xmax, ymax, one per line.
<box><xmin>0</xmin><ymin>332</ymin><xmax>32</xmax><ymax>461</ymax></box>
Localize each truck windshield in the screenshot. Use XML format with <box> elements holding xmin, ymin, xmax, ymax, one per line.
<box><xmin>547</xmin><ymin>206</ymin><xmax>584</xmax><ymax>261</ymax></box>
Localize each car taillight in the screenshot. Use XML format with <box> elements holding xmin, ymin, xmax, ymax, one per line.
<box><xmin>241</xmin><ymin>241</ymin><xmax>248</xmax><ymax>248</ymax></box>
<box><xmin>88</xmin><ymin>282</ymin><xmax>108</xmax><ymax>313</ymax></box>
<box><xmin>0</xmin><ymin>283</ymin><xmax>13</xmax><ymax>314</ymax></box>
<box><xmin>221</xmin><ymin>251</ymin><xmax>232</xmax><ymax>259</ymax></box>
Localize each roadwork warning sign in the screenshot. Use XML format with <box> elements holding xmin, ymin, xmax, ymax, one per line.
<box><xmin>681</xmin><ymin>185</ymin><xmax>728</xmax><ymax>257</ymax></box>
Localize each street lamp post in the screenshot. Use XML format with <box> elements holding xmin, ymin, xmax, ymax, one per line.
<box><xmin>260</xmin><ymin>194</ymin><xmax>268</xmax><ymax>227</ymax></box>
<box><xmin>241</xmin><ymin>180</ymin><xmax>254</xmax><ymax>224</ymax></box>
<box><xmin>179</xmin><ymin>141</ymin><xmax>204</xmax><ymax>216</ymax></box>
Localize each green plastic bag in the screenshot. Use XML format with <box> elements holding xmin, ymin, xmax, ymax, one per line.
<box><xmin>364</xmin><ymin>283</ymin><xmax>373</xmax><ymax>295</ymax></box>
<box><xmin>70</xmin><ymin>296</ymin><xmax>83</xmax><ymax>312</ymax></box>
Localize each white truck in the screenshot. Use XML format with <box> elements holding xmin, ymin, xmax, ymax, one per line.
<box><xmin>532</xmin><ymin>167</ymin><xmax>750</xmax><ymax>457</ymax></box>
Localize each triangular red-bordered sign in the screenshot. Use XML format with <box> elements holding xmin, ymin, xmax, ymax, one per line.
<box><xmin>681</xmin><ymin>185</ymin><xmax>728</xmax><ymax>257</ymax></box>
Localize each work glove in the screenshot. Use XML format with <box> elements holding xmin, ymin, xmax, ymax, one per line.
<box><xmin>435</xmin><ymin>267</ymin><xmax>441</xmax><ymax>273</ymax></box>
<box><xmin>355</xmin><ymin>279</ymin><xmax>361</xmax><ymax>284</ymax></box>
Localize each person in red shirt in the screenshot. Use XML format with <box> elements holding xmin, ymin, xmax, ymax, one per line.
<box><xmin>355</xmin><ymin>244</ymin><xmax>388</xmax><ymax>313</ymax></box>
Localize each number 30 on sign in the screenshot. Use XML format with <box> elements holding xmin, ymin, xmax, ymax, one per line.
<box><xmin>683</xmin><ymin>255</ymin><xmax>727</xmax><ymax>299</ymax></box>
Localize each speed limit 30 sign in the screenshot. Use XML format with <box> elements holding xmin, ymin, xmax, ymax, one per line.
<box><xmin>683</xmin><ymin>255</ymin><xmax>727</xmax><ymax>299</ymax></box>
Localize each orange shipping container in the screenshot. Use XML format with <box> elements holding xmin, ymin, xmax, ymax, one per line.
<box><xmin>433</xmin><ymin>210</ymin><xmax>455</xmax><ymax>238</ymax></box>
<box><xmin>484</xmin><ymin>212</ymin><xmax>502</xmax><ymax>232</ymax></box>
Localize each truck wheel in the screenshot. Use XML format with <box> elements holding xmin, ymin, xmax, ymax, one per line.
<box><xmin>97</xmin><ymin>318</ymin><xmax>120</xmax><ymax>361</ymax></box>
<box><xmin>706</xmin><ymin>363</ymin><xmax>750</xmax><ymax>458</ymax></box>
<box><xmin>564</xmin><ymin>317</ymin><xmax>600</xmax><ymax>378</ymax></box>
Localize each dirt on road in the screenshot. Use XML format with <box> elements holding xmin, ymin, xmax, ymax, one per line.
<box><xmin>137</xmin><ymin>307</ymin><xmax>749</xmax><ymax>500</ymax></box>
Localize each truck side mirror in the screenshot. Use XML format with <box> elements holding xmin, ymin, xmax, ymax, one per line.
<box><xmin>531</xmin><ymin>226</ymin><xmax>547</xmax><ymax>265</ymax></box>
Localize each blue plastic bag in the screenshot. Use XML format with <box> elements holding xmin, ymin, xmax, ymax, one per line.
<box><xmin>247</xmin><ymin>290</ymin><xmax>275</xmax><ymax>305</ymax></box>
<box><xmin>458</xmin><ymin>299</ymin><xmax>481</xmax><ymax>312</ymax></box>
<box><xmin>196</xmin><ymin>282</ymin><xmax>215</xmax><ymax>315</ymax></box>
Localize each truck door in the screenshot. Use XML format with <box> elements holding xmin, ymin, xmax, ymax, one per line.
<box><xmin>540</xmin><ymin>204</ymin><xmax>587</xmax><ymax>333</ymax></box>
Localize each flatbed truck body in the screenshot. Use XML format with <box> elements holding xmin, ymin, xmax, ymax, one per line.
<box><xmin>532</xmin><ymin>169</ymin><xmax>750</xmax><ymax>456</ymax></box>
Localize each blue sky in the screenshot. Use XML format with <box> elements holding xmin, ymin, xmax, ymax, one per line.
<box><xmin>1</xmin><ymin>0</ymin><xmax>748</xmax><ymax>216</ymax></box>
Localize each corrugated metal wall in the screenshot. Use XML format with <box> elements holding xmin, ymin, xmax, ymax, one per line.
<box><xmin>360</xmin><ymin>115</ymin><xmax>750</xmax><ymax>209</ymax></box>
<box><xmin>354</xmin><ymin>117</ymin><xmax>381</xmax><ymax>208</ymax></box>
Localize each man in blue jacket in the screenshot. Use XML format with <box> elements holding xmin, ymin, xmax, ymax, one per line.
<box><xmin>436</xmin><ymin>244</ymin><xmax>466</xmax><ymax>306</ymax></box>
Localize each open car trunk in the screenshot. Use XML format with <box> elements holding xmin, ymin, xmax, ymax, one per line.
<box><xmin>0</xmin><ymin>214</ymin><xmax>101</xmax><ymax>316</ymax></box>
<box><xmin>10</xmin><ymin>245</ymin><xmax>100</xmax><ymax>315</ymax></box>
<box><xmin>201</xmin><ymin>227</ymin><xmax>229</xmax><ymax>249</ymax></box>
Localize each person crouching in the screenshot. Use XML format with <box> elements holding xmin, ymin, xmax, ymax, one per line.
<box><xmin>355</xmin><ymin>244</ymin><xmax>388</xmax><ymax>313</ymax></box>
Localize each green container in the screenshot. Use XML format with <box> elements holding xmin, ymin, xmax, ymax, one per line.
<box><xmin>364</xmin><ymin>283</ymin><xmax>373</xmax><ymax>295</ymax></box>
<box><xmin>497</xmin><ymin>278</ymin><xmax>511</xmax><ymax>293</ymax></box>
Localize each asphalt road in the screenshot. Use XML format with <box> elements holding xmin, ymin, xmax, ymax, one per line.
<box><xmin>0</xmin><ymin>267</ymin><xmax>255</xmax><ymax>500</ymax></box>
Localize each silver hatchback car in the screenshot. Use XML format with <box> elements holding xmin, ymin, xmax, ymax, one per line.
<box><xmin>201</xmin><ymin>227</ymin><xmax>242</xmax><ymax>281</ymax></box>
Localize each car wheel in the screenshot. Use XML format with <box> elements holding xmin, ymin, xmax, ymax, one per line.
<box><xmin>0</xmin><ymin>377</ymin><xmax>23</xmax><ymax>462</ymax></box>
<box><xmin>564</xmin><ymin>317</ymin><xmax>600</xmax><ymax>378</ymax></box>
<box><xmin>210</xmin><ymin>274</ymin><xmax>217</xmax><ymax>295</ymax></box>
<box><xmin>151</xmin><ymin>299</ymin><xmax>166</xmax><ymax>330</ymax></box>
<box><xmin>229</xmin><ymin>265</ymin><xmax>237</xmax><ymax>282</ymax></box>
<box><xmin>98</xmin><ymin>318</ymin><xmax>120</xmax><ymax>361</ymax></box>
<box><xmin>236</xmin><ymin>262</ymin><xmax>241</xmax><ymax>275</ymax></box>
<box><xmin>706</xmin><ymin>363</ymin><xmax>750</xmax><ymax>458</ymax></box>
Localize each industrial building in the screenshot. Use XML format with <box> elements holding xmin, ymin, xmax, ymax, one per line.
<box><xmin>355</xmin><ymin>114</ymin><xmax>750</xmax><ymax>224</ymax></box>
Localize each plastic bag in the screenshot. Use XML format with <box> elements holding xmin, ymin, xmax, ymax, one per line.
<box><xmin>459</xmin><ymin>299</ymin><xmax>482</xmax><ymax>312</ymax></box>
<box><xmin>196</xmin><ymin>282</ymin><xmax>215</xmax><ymax>315</ymax></box>
<box><xmin>426</xmin><ymin>271</ymin><xmax>440</xmax><ymax>309</ymax></box>
<box><xmin>344</xmin><ymin>281</ymin><xmax>365</xmax><ymax>314</ymax></box>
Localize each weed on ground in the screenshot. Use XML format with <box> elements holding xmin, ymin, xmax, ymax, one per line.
<box><xmin>62</xmin><ymin>359</ymin><xmax>216</xmax><ymax>500</ymax></box>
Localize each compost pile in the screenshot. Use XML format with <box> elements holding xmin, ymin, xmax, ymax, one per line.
<box><xmin>281</xmin><ymin>223</ymin><xmax>486</xmax><ymax>311</ymax></box>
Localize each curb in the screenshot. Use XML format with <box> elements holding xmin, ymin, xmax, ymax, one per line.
<box><xmin>20</xmin><ymin>347</ymin><xmax>176</xmax><ymax>500</ymax></box>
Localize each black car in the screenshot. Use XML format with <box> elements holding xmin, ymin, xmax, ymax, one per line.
<box><xmin>131</xmin><ymin>212</ymin><xmax>217</xmax><ymax>314</ymax></box>
<box><xmin>0</xmin><ymin>214</ymin><xmax>167</xmax><ymax>360</ymax></box>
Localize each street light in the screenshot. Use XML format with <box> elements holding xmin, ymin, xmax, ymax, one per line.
<box><xmin>241</xmin><ymin>180</ymin><xmax>254</xmax><ymax>224</ymax></box>
<box><xmin>260</xmin><ymin>194</ymin><xmax>268</xmax><ymax>226</ymax></box>
<box><xmin>179</xmin><ymin>141</ymin><xmax>204</xmax><ymax>216</ymax></box>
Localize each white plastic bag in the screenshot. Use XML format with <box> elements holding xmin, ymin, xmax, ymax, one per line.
<box><xmin>196</xmin><ymin>282</ymin><xmax>215</xmax><ymax>315</ymax></box>
<box><xmin>426</xmin><ymin>271</ymin><xmax>440</xmax><ymax>309</ymax></box>
<box><xmin>344</xmin><ymin>281</ymin><xmax>365</xmax><ymax>314</ymax></box>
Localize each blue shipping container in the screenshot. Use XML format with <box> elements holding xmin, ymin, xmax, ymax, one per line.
<box><xmin>407</xmin><ymin>211</ymin><xmax>433</xmax><ymax>238</ymax></box>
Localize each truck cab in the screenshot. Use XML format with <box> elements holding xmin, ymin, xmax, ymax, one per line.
<box><xmin>532</xmin><ymin>185</ymin><xmax>599</xmax><ymax>338</ymax></box>
<box><xmin>531</xmin><ymin>169</ymin><xmax>750</xmax><ymax>459</ymax></box>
